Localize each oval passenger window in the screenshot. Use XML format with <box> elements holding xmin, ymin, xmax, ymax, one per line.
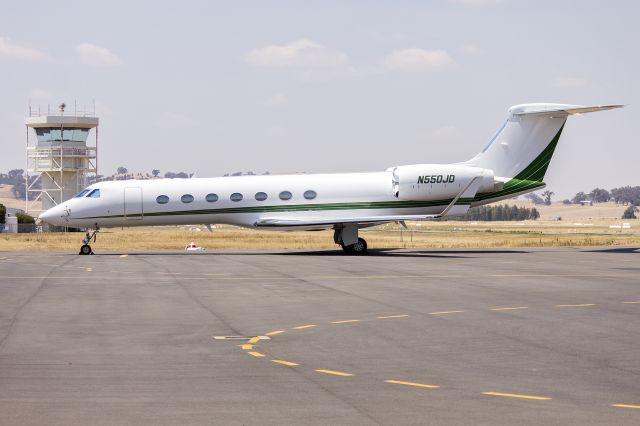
<box><xmin>255</xmin><ymin>192</ymin><xmax>268</xmax><ymax>201</ymax></box>
<box><xmin>230</xmin><ymin>193</ymin><xmax>243</xmax><ymax>202</ymax></box>
<box><xmin>206</xmin><ymin>193</ymin><xmax>219</xmax><ymax>202</ymax></box>
<box><xmin>303</xmin><ymin>190</ymin><xmax>317</xmax><ymax>200</ymax></box>
<box><xmin>279</xmin><ymin>191</ymin><xmax>292</xmax><ymax>200</ymax></box>
<box><xmin>156</xmin><ymin>195</ymin><xmax>169</xmax><ymax>204</ymax></box>
<box><xmin>181</xmin><ymin>194</ymin><xmax>194</xmax><ymax>203</ymax></box>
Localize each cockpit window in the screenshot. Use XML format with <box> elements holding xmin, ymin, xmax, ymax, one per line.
<box><xmin>87</xmin><ymin>189</ymin><xmax>101</xmax><ymax>198</ymax></box>
<box><xmin>74</xmin><ymin>189</ymin><xmax>90</xmax><ymax>198</ymax></box>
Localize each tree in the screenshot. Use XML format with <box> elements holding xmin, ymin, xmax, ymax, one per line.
<box><xmin>572</xmin><ymin>192</ymin><xmax>588</xmax><ymax>204</ymax></box>
<box><xmin>622</xmin><ymin>205</ymin><xmax>638</xmax><ymax>219</ymax></box>
<box><xmin>15</xmin><ymin>212</ymin><xmax>35</xmax><ymax>224</ymax></box>
<box><xmin>562</xmin><ymin>199</ymin><xmax>572</xmax><ymax>205</ymax></box>
<box><xmin>117</xmin><ymin>167</ymin><xmax>128</xmax><ymax>175</ymax></box>
<box><xmin>7</xmin><ymin>169</ymin><xmax>24</xmax><ymax>185</ymax></box>
<box><xmin>0</xmin><ymin>203</ymin><xmax>6</xmax><ymax>224</ymax></box>
<box><xmin>589</xmin><ymin>188</ymin><xmax>610</xmax><ymax>203</ymax></box>
<box><xmin>525</xmin><ymin>193</ymin><xmax>544</xmax><ymax>205</ymax></box>
<box><xmin>152</xmin><ymin>169</ymin><xmax>160</xmax><ymax>178</ymax></box>
<box><xmin>541</xmin><ymin>190</ymin><xmax>554</xmax><ymax>206</ymax></box>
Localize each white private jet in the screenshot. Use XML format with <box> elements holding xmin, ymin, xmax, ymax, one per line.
<box><xmin>39</xmin><ymin>103</ymin><xmax>622</xmax><ymax>255</ymax></box>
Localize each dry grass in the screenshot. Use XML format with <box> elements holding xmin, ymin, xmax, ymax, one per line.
<box><xmin>1</xmin><ymin>221</ymin><xmax>638</xmax><ymax>252</ymax></box>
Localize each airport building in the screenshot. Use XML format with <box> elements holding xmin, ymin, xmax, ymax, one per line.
<box><xmin>25</xmin><ymin>103</ymin><xmax>98</xmax><ymax>216</ymax></box>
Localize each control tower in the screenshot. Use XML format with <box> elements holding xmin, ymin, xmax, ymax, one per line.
<box><xmin>25</xmin><ymin>103</ymin><xmax>98</xmax><ymax>215</ymax></box>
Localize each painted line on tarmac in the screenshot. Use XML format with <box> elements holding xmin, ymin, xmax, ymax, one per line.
<box><xmin>293</xmin><ymin>324</ymin><xmax>317</xmax><ymax>330</ymax></box>
<box><xmin>385</xmin><ymin>380</ymin><xmax>439</xmax><ymax>389</ymax></box>
<box><xmin>240</xmin><ymin>344</ymin><xmax>254</xmax><ymax>350</ymax></box>
<box><xmin>248</xmin><ymin>351</ymin><xmax>266</xmax><ymax>358</ymax></box>
<box><xmin>491</xmin><ymin>307</ymin><xmax>528</xmax><ymax>311</ymax></box>
<box><xmin>271</xmin><ymin>359</ymin><xmax>299</xmax><ymax>367</ymax></box>
<box><xmin>119</xmin><ymin>254</ymin><xmax>128</xmax><ymax>258</ymax></box>
<box><xmin>482</xmin><ymin>391</ymin><xmax>551</xmax><ymax>401</ymax></box>
<box><xmin>265</xmin><ymin>330</ymin><xmax>285</xmax><ymax>336</ymax></box>
<box><xmin>555</xmin><ymin>304</ymin><xmax>596</xmax><ymax>308</ymax></box>
<box><xmin>85</xmin><ymin>267</ymin><xmax>92</xmax><ymax>272</ymax></box>
<box><xmin>315</xmin><ymin>369</ymin><xmax>354</xmax><ymax>377</ymax></box>
<box><xmin>611</xmin><ymin>404</ymin><xmax>640</xmax><ymax>409</ymax></box>
<box><xmin>376</xmin><ymin>315</ymin><xmax>409</xmax><ymax>319</ymax></box>
<box><xmin>429</xmin><ymin>310</ymin><xmax>465</xmax><ymax>315</ymax></box>
<box><xmin>331</xmin><ymin>319</ymin><xmax>360</xmax><ymax>324</ymax></box>
<box><xmin>623</xmin><ymin>301</ymin><xmax>640</xmax><ymax>304</ymax></box>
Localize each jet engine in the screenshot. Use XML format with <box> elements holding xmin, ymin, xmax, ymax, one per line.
<box><xmin>388</xmin><ymin>164</ymin><xmax>502</xmax><ymax>201</ymax></box>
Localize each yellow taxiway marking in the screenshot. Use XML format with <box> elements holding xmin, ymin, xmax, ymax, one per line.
<box><xmin>482</xmin><ymin>392</ymin><xmax>551</xmax><ymax>401</ymax></box>
<box><xmin>248</xmin><ymin>351</ymin><xmax>266</xmax><ymax>358</ymax></box>
<box><xmin>271</xmin><ymin>359</ymin><xmax>299</xmax><ymax>367</ymax></box>
<box><xmin>385</xmin><ymin>380</ymin><xmax>439</xmax><ymax>389</ymax></box>
<box><xmin>248</xmin><ymin>337</ymin><xmax>260</xmax><ymax>344</ymax></box>
<box><xmin>119</xmin><ymin>254</ymin><xmax>128</xmax><ymax>258</ymax></box>
<box><xmin>265</xmin><ymin>330</ymin><xmax>285</xmax><ymax>336</ymax></box>
<box><xmin>623</xmin><ymin>301</ymin><xmax>640</xmax><ymax>304</ymax></box>
<box><xmin>240</xmin><ymin>344</ymin><xmax>254</xmax><ymax>350</ymax></box>
<box><xmin>293</xmin><ymin>324</ymin><xmax>317</xmax><ymax>330</ymax></box>
<box><xmin>376</xmin><ymin>315</ymin><xmax>409</xmax><ymax>319</ymax></box>
<box><xmin>331</xmin><ymin>320</ymin><xmax>360</xmax><ymax>324</ymax></box>
<box><xmin>315</xmin><ymin>369</ymin><xmax>354</xmax><ymax>377</ymax></box>
<box><xmin>429</xmin><ymin>310</ymin><xmax>464</xmax><ymax>315</ymax></box>
<box><xmin>86</xmin><ymin>268</ymin><xmax>92</xmax><ymax>272</ymax></box>
<box><xmin>611</xmin><ymin>404</ymin><xmax>640</xmax><ymax>409</ymax></box>
<box><xmin>491</xmin><ymin>307</ymin><xmax>528</xmax><ymax>311</ymax></box>
<box><xmin>555</xmin><ymin>304</ymin><xmax>595</xmax><ymax>308</ymax></box>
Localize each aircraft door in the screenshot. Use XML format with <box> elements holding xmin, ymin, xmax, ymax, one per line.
<box><xmin>124</xmin><ymin>187</ymin><xmax>143</xmax><ymax>220</ymax></box>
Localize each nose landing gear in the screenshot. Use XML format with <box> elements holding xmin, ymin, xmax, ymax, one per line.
<box><xmin>79</xmin><ymin>224</ymin><xmax>99</xmax><ymax>255</ymax></box>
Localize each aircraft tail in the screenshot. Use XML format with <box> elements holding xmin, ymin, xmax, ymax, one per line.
<box><xmin>466</xmin><ymin>103</ymin><xmax>622</xmax><ymax>184</ymax></box>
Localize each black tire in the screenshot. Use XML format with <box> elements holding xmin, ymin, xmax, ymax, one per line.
<box><xmin>341</xmin><ymin>243</ymin><xmax>353</xmax><ymax>254</ymax></box>
<box><xmin>351</xmin><ymin>238</ymin><xmax>368</xmax><ymax>255</ymax></box>
<box><xmin>79</xmin><ymin>244</ymin><xmax>92</xmax><ymax>255</ymax></box>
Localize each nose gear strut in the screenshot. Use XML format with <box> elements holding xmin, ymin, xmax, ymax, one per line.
<box><xmin>79</xmin><ymin>224</ymin><xmax>99</xmax><ymax>255</ymax></box>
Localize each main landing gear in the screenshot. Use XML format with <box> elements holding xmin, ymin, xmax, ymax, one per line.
<box><xmin>79</xmin><ymin>224</ymin><xmax>99</xmax><ymax>255</ymax></box>
<box><xmin>334</xmin><ymin>226</ymin><xmax>368</xmax><ymax>255</ymax></box>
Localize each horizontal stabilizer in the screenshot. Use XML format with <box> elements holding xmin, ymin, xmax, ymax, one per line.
<box><xmin>510</xmin><ymin>103</ymin><xmax>624</xmax><ymax>116</ymax></box>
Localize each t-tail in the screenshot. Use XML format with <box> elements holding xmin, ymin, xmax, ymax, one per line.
<box><xmin>465</xmin><ymin>103</ymin><xmax>623</xmax><ymax>204</ymax></box>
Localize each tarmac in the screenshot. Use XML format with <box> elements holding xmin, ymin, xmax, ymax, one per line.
<box><xmin>0</xmin><ymin>246</ymin><xmax>639</xmax><ymax>425</ymax></box>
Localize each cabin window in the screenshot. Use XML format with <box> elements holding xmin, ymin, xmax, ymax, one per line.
<box><xmin>181</xmin><ymin>194</ymin><xmax>194</xmax><ymax>203</ymax></box>
<box><xmin>206</xmin><ymin>193</ymin><xmax>219</xmax><ymax>202</ymax></box>
<box><xmin>230</xmin><ymin>193</ymin><xmax>243</xmax><ymax>202</ymax></box>
<box><xmin>156</xmin><ymin>195</ymin><xmax>169</xmax><ymax>204</ymax></box>
<box><xmin>74</xmin><ymin>189</ymin><xmax>90</xmax><ymax>198</ymax></box>
<box><xmin>303</xmin><ymin>190</ymin><xmax>317</xmax><ymax>200</ymax></box>
<box><xmin>87</xmin><ymin>189</ymin><xmax>101</xmax><ymax>198</ymax></box>
<box><xmin>279</xmin><ymin>191</ymin><xmax>292</xmax><ymax>201</ymax></box>
<box><xmin>255</xmin><ymin>192</ymin><xmax>268</xmax><ymax>201</ymax></box>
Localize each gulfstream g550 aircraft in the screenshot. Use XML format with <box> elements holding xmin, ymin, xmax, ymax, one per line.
<box><xmin>39</xmin><ymin>103</ymin><xmax>622</xmax><ymax>255</ymax></box>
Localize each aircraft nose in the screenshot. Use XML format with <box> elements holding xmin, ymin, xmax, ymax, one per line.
<box><xmin>39</xmin><ymin>205</ymin><xmax>65</xmax><ymax>225</ymax></box>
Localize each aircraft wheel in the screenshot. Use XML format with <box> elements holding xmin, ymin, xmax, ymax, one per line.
<box><xmin>79</xmin><ymin>244</ymin><xmax>93</xmax><ymax>255</ymax></box>
<box><xmin>351</xmin><ymin>238</ymin><xmax>368</xmax><ymax>255</ymax></box>
<box><xmin>341</xmin><ymin>243</ymin><xmax>353</xmax><ymax>254</ymax></box>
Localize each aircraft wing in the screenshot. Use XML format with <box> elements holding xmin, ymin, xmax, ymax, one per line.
<box><xmin>254</xmin><ymin>214</ymin><xmax>442</xmax><ymax>228</ymax></box>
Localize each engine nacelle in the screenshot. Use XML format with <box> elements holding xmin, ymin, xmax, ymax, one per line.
<box><xmin>388</xmin><ymin>164</ymin><xmax>499</xmax><ymax>201</ymax></box>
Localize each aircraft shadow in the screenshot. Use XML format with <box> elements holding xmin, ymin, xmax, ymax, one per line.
<box><xmin>95</xmin><ymin>248</ymin><xmax>530</xmax><ymax>258</ymax></box>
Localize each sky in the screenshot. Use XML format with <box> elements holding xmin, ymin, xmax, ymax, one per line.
<box><xmin>1</xmin><ymin>0</ymin><xmax>638</xmax><ymax>199</ymax></box>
